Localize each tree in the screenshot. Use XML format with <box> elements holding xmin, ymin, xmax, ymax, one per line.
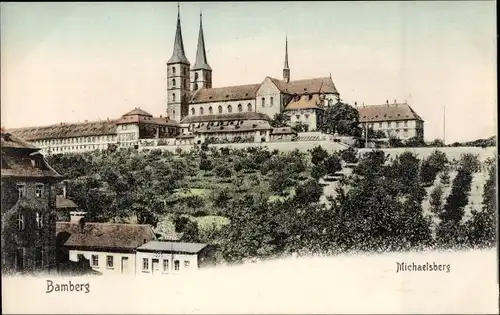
<box><xmin>294</xmin><ymin>179</ymin><xmax>323</xmax><ymax>205</ymax></box>
<box><xmin>320</xmin><ymin>102</ymin><xmax>362</xmax><ymax>137</ymax></box>
<box><xmin>405</xmin><ymin>136</ymin><xmax>426</xmax><ymax>147</ymax></box>
<box><xmin>214</xmin><ymin>164</ymin><xmax>232</xmax><ymax>178</ymax></box>
<box><xmin>311</xmin><ymin>164</ymin><xmax>327</xmax><ymax>180</ymax></box>
<box><xmin>388</xmin><ymin>136</ymin><xmax>403</xmax><ymax>148</ymax></box>
<box><xmin>440</xmin><ymin>168</ymin><xmax>451</xmax><ymax>186</ymax></box>
<box><xmin>428</xmin><ymin>139</ymin><xmax>445</xmax><ymax>147</ymax></box>
<box><xmin>269</xmin><ymin>171</ymin><xmax>294</xmax><ymax>196</ymax></box>
<box><xmin>429</xmin><ymin>184</ymin><xmax>444</xmax><ymax>216</ymax></box>
<box><xmin>323</xmin><ymin>154</ymin><xmax>342</xmax><ymax>176</ymax></box>
<box><xmin>270</xmin><ymin>112</ymin><xmax>289</xmax><ymax>128</ymax></box>
<box><xmin>340</xmin><ymin>147</ymin><xmax>358</xmax><ymax>164</ymax></box>
<box><xmin>309</xmin><ymin>146</ymin><xmax>329</xmax><ymax>166</ymax></box>
<box><xmin>458</xmin><ymin>153</ymin><xmax>481</xmax><ymax>174</ymax></box>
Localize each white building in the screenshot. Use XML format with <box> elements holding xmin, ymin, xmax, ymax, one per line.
<box><xmin>136</xmin><ymin>241</ymin><xmax>208</xmax><ymax>276</ymax></box>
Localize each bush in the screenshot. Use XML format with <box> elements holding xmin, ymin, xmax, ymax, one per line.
<box><xmin>294</xmin><ymin>180</ymin><xmax>323</xmax><ymax>204</ymax></box>
<box><xmin>323</xmin><ymin>154</ymin><xmax>342</xmax><ymax>175</ymax></box>
<box><xmin>214</xmin><ymin>164</ymin><xmax>232</xmax><ymax>178</ymax></box>
<box><xmin>340</xmin><ymin>147</ymin><xmax>358</xmax><ymax>164</ymax></box>
<box><xmin>309</xmin><ymin>146</ymin><xmax>329</xmax><ymax>165</ymax></box>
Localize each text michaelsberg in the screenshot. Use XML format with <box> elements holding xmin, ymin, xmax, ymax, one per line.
<box><xmin>46</xmin><ymin>280</ymin><xmax>90</xmax><ymax>293</ymax></box>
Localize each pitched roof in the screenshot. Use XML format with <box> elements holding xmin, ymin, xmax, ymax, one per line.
<box><xmin>284</xmin><ymin>93</ymin><xmax>324</xmax><ymax>111</ymax></box>
<box><xmin>122</xmin><ymin>108</ymin><xmax>153</xmax><ymax>117</ymax></box>
<box><xmin>190</xmin><ymin>84</ymin><xmax>261</xmax><ymax>104</ymax></box>
<box><xmin>1</xmin><ymin>151</ymin><xmax>61</xmax><ymax>178</ymax></box>
<box><xmin>136</xmin><ymin>240</ymin><xmax>207</xmax><ymax>254</ymax></box>
<box><xmin>194</xmin><ymin>120</ymin><xmax>273</xmax><ymax>134</ymax></box>
<box><xmin>7</xmin><ymin>120</ymin><xmax>117</xmax><ymax>141</ymax></box>
<box><xmin>181</xmin><ymin>112</ymin><xmax>271</xmax><ymax>124</ymax></box>
<box><xmin>56</xmin><ymin>195</ymin><xmax>79</xmax><ymax>209</ymax></box>
<box><xmin>115</xmin><ymin>115</ymin><xmax>179</xmax><ymax>126</ymax></box>
<box><xmin>1</xmin><ymin>132</ymin><xmax>39</xmax><ymax>151</ymax></box>
<box><xmin>270</xmin><ymin>77</ymin><xmax>338</xmax><ymax>95</ymax></box>
<box><xmin>56</xmin><ymin>222</ymin><xmax>156</xmax><ymax>251</ymax></box>
<box><xmin>357</xmin><ymin>103</ymin><xmax>424</xmax><ymax>123</ymax></box>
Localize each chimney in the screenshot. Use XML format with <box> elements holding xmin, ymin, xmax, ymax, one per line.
<box><xmin>70</xmin><ymin>211</ymin><xmax>87</xmax><ymax>224</ymax></box>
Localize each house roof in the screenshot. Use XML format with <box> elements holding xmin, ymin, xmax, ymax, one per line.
<box><xmin>7</xmin><ymin>120</ymin><xmax>117</xmax><ymax>141</ymax></box>
<box><xmin>122</xmin><ymin>108</ymin><xmax>153</xmax><ymax>117</ymax></box>
<box><xmin>1</xmin><ymin>150</ymin><xmax>61</xmax><ymax>179</ymax></box>
<box><xmin>270</xmin><ymin>77</ymin><xmax>339</xmax><ymax>95</ymax></box>
<box><xmin>136</xmin><ymin>240</ymin><xmax>207</xmax><ymax>254</ymax></box>
<box><xmin>284</xmin><ymin>93</ymin><xmax>324</xmax><ymax>111</ymax></box>
<box><xmin>271</xmin><ymin>127</ymin><xmax>297</xmax><ymax>135</ymax></box>
<box><xmin>181</xmin><ymin>112</ymin><xmax>271</xmax><ymax>124</ymax></box>
<box><xmin>190</xmin><ymin>84</ymin><xmax>261</xmax><ymax>104</ymax></box>
<box><xmin>358</xmin><ymin>103</ymin><xmax>424</xmax><ymax>123</ymax></box>
<box><xmin>194</xmin><ymin>120</ymin><xmax>273</xmax><ymax>134</ymax></box>
<box><xmin>1</xmin><ymin>132</ymin><xmax>39</xmax><ymax>151</ymax></box>
<box><xmin>56</xmin><ymin>195</ymin><xmax>78</xmax><ymax>209</ymax></box>
<box><xmin>115</xmin><ymin>115</ymin><xmax>179</xmax><ymax>126</ymax></box>
<box><xmin>56</xmin><ymin>222</ymin><xmax>156</xmax><ymax>251</ymax></box>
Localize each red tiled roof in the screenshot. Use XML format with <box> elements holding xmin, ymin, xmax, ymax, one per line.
<box><xmin>181</xmin><ymin>112</ymin><xmax>271</xmax><ymax>124</ymax></box>
<box><xmin>1</xmin><ymin>132</ymin><xmax>38</xmax><ymax>150</ymax></box>
<box><xmin>284</xmin><ymin>93</ymin><xmax>324</xmax><ymax>111</ymax></box>
<box><xmin>122</xmin><ymin>108</ymin><xmax>153</xmax><ymax>117</ymax></box>
<box><xmin>358</xmin><ymin>103</ymin><xmax>424</xmax><ymax>123</ymax></box>
<box><xmin>115</xmin><ymin>115</ymin><xmax>179</xmax><ymax>126</ymax></box>
<box><xmin>270</xmin><ymin>77</ymin><xmax>339</xmax><ymax>95</ymax></box>
<box><xmin>190</xmin><ymin>84</ymin><xmax>261</xmax><ymax>104</ymax></box>
<box><xmin>56</xmin><ymin>222</ymin><xmax>156</xmax><ymax>251</ymax></box>
<box><xmin>2</xmin><ymin>149</ymin><xmax>61</xmax><ymax>179</ymax></box>
<box><xmin>56</xmin><ymin>195</ymin><xmax>78</xmax><ymax>209</ymax></box>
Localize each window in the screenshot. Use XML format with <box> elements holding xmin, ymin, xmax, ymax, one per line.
<box><xmin>191</xmin><ymin>108</ymin><xmax>195</xmax><ymax>115</ymax></box>
<box><xmin>142</xmin><ymin>258</ymin><xmax>149</xmax><ymax>271</ymax></box>
<box><xmin>238</xmin><ymin>104</ymin><xmax>242</xmax><ymax>112</ymax></box>
<box><xmin>172</xmin><ymin>67</ymin><xmax>176</xmax><ymax>74</ymax></box>
<box><xmin>404</xmin><ymin>120</ymin><xmax>408</xmax><ymax>127</ymax></box>
<box><xmin>396</xmin><ymin>122</ymin><xmax>400</xmax><ymax>128</ymax></box>
<box><xmin>174</xmin><ymin>260</ymin><xmax>180</xmax><ymax>271</ymax></box>
<box><xmin>195</xmin><ymin>72</ymin><xmax>199</xmax><ymax>80</ymax></box>
<box><xmin>193</xmin><ymin>83</ymin><xmax>198</xmax><ymax>90</ymax></box>
<box><xmin>16</xmin><ymin>248</ymin><xmax>24</xmax><ymax>271</ymax></box>
<box><xmin>17</xmin><ymin>213</ymin><xmax>24</xmax><ymax>231</ymax></box>
<box><xmin>172</xmin><ymin>79</ymin><xmax>176</xmax><ymax>87</ymax></box>
<box><xmin>227</xmin><ymin>105</ymin><xmax>232</xmax><ymax>113</ymax></box>
<box><xmin>209</xmin><ymin>106</ymin><xmax>213</xmax><ymax>114</ymax></box>
<box><xmin>200</xmin><ymin>107</ymin><xmax>204</xmax><ymax>115</ymax></box>
<box><xmin>35</xmin><ymin>184</ymin><xmax>44</xmax><ymax>198</ymax></box>
<box><xmin>35</xmin><ymin>246</ymin><xmax>43</xmax><ymax>267</ymax></box>
<box><xmin>172</xmin><ymin>93</ymin><xmax>176</xmax><ymax>102</ymax></box>
<box><xmin>261</xmin><ymin>97</ymin><xmax>265</xmax><ymax>107</ymax></box>
<box><xmin>218</xmin><ymin>106</ymin><xmax>223</xmax><ymax>114</ymax></box>
<box><xmin>17</xmin><ymin>184</ymin><xmax>25</xmax><ymax>198</ymax></box>
<box><xmin>270</xmin><ymin>97</ymin><xmax>274</xmax><ymax>106</ymax></box>
<box><xmin>247</xmin><ymin>103</ymin><xmax>252</xmax><ymax>112</ymax></box>
<box><xmin>328</xmin><ymin>99</ymin><xmax>333</xmax><ymax>106</ymax></box>
<box><xmin>91</xmin><ymin>255</ymin><xmax>99</xmax><ymax>267</ymax></box>
<box><xmin>163</xmin><ymin>259</ymin><xmax>169</xmax><ymax>272</ymax></box>
<box><xmin>106</xmin><ymin>255</ymin><xmax>114</xmax><ymax>269</ymax></box>
<box><xmin>184</xmin><ymin>261</ymin><xmax>190</xmax><ymax>268</ymax></box>
<box><xmin>379</xmin><ymin>122</ymin><xmax>383</xmax><ymax>128</ymax></box>
<box><xmin>35</xmin><ymin>212</ymin><xmax>43</xmax><ymax>229</ymax></box>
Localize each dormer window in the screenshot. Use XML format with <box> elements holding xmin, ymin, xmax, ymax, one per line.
<box><xmin>35</xmin><ymin>184</ymin><xmax>44</xmax><ymax>198</ymax></box>
<box><xmin>218</xmin><ymin>106</ymin><xmax>223</xmax><ymax>114</ymax></box>
<box><xmin>17</xmin><ymin>184</ymin><xmax>26</xmax><ymax>198</ymax></box>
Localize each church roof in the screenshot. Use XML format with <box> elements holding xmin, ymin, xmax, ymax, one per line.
<box><xmin>190</xmin><ymin>84</ymin><xmax>261</xmax><ymax>104</ymax></box>
<box><xmin>270</xmin><ymin>77</ymin><xmax>339</xmax><ymax>95</ymax></box>
<box><xmin>7</xmin><ymin>120</ymin><xmax>117</xmax><ymax>141</ymax></box>
<box><xmin>181</xmin><ymin>112</ymin><xmax>271</xmax><ymax>124</ymax></box>
<box><xmin>284</xmin><ymin>93</ymin><xmax>324</xmax><ymax>111</ymax></box>
<box><xmin>192</xmin><ymin>13</ymin><xmax>211</xmax><ymax>71</ymax></box>
<box><xmin>358</xmin><ymin>102</ymin><xmax>424</xmax><ymax>123</ymax></box>
<box><xmin>167</xmin><ymin>6</ymin><xmax>190</xmax><ymax>65</ymax></box>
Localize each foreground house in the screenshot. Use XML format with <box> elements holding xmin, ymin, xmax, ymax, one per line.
<box><xmin>1</xmin><ymin>132</ymin><xmax>62</xmax><ymax>275</ymax></box>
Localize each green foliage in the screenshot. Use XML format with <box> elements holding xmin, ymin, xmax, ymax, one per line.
<box><xmin>339</xmin><ymin>147</ymin><xmax>358</xmax><ymax>164</ymax></box>
<box><xmin>458</xmin><ymin>153</ymin><xmax>481</xmax><ymax>173</ymax></box>
<box><xmin>428</xmin><ymin>139</ymin><xmax>445</xmax><ymax>147</ymax></box>
<box><xmin>323</xmin><ymin>154</ymin><xmax>342</xmax><ymax>176</ymax></box>
<box><xmin>294</xmin><ymin>179</ymin><xmax>323</xmax><ymax>205</ymax></box>
<box><xmin>429</xmin><ymin>184</ymin><xmax>444</xmax><ymax>216</ymax></box>
<box><xmin>309</xmin><ymin>146</ymin><xmax>329</xmax><ymax>166</ymax></box>
<box><xmin>320</xmin><ymin>102</ymin><xmax>362</xmax><ymax>137</ymax></box>
<box><xmin>419</xmin><ymin>150</ymin><xmax>449</xmax><ymax>186</ymax></box>
<box><xmin>388</xmin><ymin>136</ymin><xmax>403</xmax><ymax>148</ymax></box>
<box><xmin>270</xmin><ymin>112</ymin><xmax>289</xmax><ymax>128</ymax></box>
<box><xmin>214</xmin><ymin>164</ymin><xmax>232</xmax><ymax>178</ymax></box>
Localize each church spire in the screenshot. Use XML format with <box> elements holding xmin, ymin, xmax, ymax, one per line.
<box><xmin>167</xmin><ymin>3</ymin><xmax>190</xmax><ymax>65</ymax></box>
<box><xmin>283</xmin><ymin>35</ymin><xmax>290</xmax><ymax>83</ymax></box>
<box><xmin>193</xmin><ymin>11</ymin><xmax>212</xmax><ymax>70</ymax></box>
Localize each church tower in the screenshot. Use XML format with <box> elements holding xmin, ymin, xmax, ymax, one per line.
<box><xmin>191</xmin><ymin>12</ymin><xmax>212</xmax><ymax>91</ymax></box>
<box><xmin>166</xmin><ymin>4</ymin><xmax>190</xmax><ymax>122</ymax></box>
<box><xmin>283</xmin><ymin>36</ymin><xmax>290</xmax><ymax>83</ymax></box>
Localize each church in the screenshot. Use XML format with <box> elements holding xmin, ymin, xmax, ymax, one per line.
<box><xmin>170</xmin><ymin>5</ymin><xmax>341</xmax><ymax>144</ymax></box>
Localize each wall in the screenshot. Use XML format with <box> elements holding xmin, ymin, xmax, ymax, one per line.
<box><xmin>33</xmin><ymin>134</ymin><xmax>118</xmax><ymax>155</ymax></box>
<box><xmin>255</xmin><ymin>78</ymin><xmax>282</xmax><ymax>118</ymax></box>
<box><xmin>357</xmin><ymin>146</ymin><xmax>496</xmax><ymax>162</ymax></box>
<box><xmin>68</xmin><ymin>250</ymin><xmax>136</xmax><ymax>276</ymax></box>
<box><xmin>189</xmin><ymin>99</ymin><xmax>256</xmax><ymax>117</ymax></box>
<box><xmin>135</xmin><ymin>251</ymin><xmax>199</xmax><ymax>276</ymax></box>
<box><xmin>366</xmin><ymin>118</ymin><xmax>423</xmax><ymax>140</ymax></box>
<box><xmin>287</xmin><ymin>109</ymin><xmax>319</xmax><ymax>130</ymax></box>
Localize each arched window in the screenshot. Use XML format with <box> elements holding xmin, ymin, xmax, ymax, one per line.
<box><xmin>261</xmin><ymin>97</ymin><xmax>265</xmax><ymax>107</ymax></box>
<box><xmin>218</xmin><ymin>106</ymin><xmax>223</xmax><ymax>114</ymax></box>
<box><xmin>247</xmin><ymin>103</ymin><xmax>252</xmax><ymax>112</ymax></box>
<box><xmin>238</xmin><ymin>104</ymin><xmax>242</xmax><ymax>112</ymax></box>
<box><xmin>270</xmin><ymin>97</ymin><xmax>274</xmax><ymax>106</ymax></box>
<box><xmin>193</xmin><ymin>83</ymin><xmax>198</xmax><ymax>90</ymax></box>
<box><xmin>172</xmin><ymin>79</ymin><xmax>176</xmax><ymax>87</ymax></box>
<box><xmin>191</xmin><ymin>108</ymin><xmax>195</xmax><ymax>115</ymax></box>
<box><xmin>172</xmin><ymin>93</ymin><xmax>176</xmax><ymax>102</ymax></box>
<box><xmin>209</xmin><ymin>106</ymin><xmax>213</xmax><ymax>114</ymax></box>
<box><xmin>227</xmin><ymin>105</ymin><xmax>232</xmax><ymax>113</ymax></box>
<box><xmin>195</xmin><ymin>72</ymin><xmax>199</xmax><ymax>80</ymax></box>
<box><xmin>328</xmin><ymin>99</ymin><xmax>333</xmax><ymax>106</ymax></box>
<box><xmin>200</xmin><ymin>107</ymin><xmax>204</xmax><ymax>115</ymax></box>
<box><xmin>172</xmin><ymin>67</ymin><xmax>176</xmax><ymax>74</ymax></box>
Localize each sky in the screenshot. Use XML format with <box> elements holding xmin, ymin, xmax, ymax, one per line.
<box><xmin>1</xmin><ymin>1</ymin><xmax>496</xmax><ymax>143</ymax></box>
